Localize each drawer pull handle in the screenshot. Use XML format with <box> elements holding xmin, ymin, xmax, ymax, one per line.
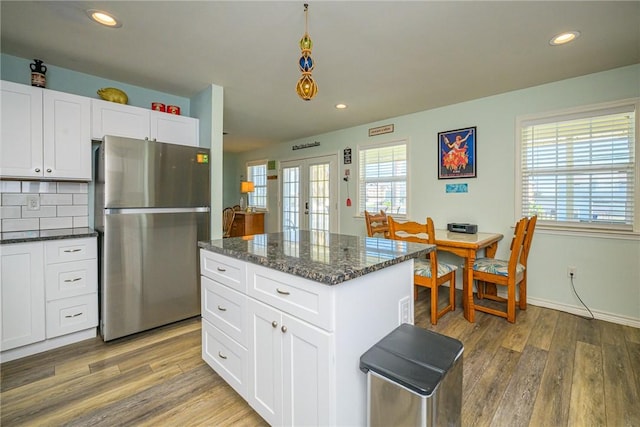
<box><xmin>65</xmin><ymin>312</ymin><xmax>83</xmax><ymax>318</ymax></box>
<box><xmin>276</xmin><ymin>288</ymin><xmax>290</xmax><ymax>295</ymax></box>
<box><xmin>281</xmin><ymin>325</ymin><xmax>287</xmax><ymax>333</ymax></box>
<box><xmin>64</xmin><ymin>277</ymin><xmax>82</xmax><ymax>283</ymax></box>
<box><xmin>64</xmin><ymin>249</ymin><xmax>82</xmax><ymax>253</ymax></box>
<box><xmin>272</xmin><ymin>321</ymin><xmax>278</xmax><ymax>328</ymax></box>
<box><xmin>217</xmin><ymin>267</ymin><xmax>226</xmax><ymax>272</ymax></box>
<box><xmin>217</xmin><ymin>305</ymin><xmax>227</xmax><ymax>312</ymax></box>
<box><xmin>218</xmin><ymin>351</ymin><xmax>227</xmax><ymax>360</ymax></box>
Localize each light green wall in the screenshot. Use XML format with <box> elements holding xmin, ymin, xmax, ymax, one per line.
<box><xmin>231</xmin><ymin>64</ymin><xmax>640</xmax><ymax>322</ymax></box>
<box><xmin>1</xmin><ymin>54</ymin><xmax>190</xmax><ymax>114</ymax></box>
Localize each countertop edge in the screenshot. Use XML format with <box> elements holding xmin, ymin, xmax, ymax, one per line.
<box><xmin>198</xmin><ymin>239</ymin><xmax>434</xmax><ymax>286</ymax></box>
<box><xmin>1</xmin><ymin>228</ymin><xmax>98</xmax><ymax>244</ymax></box>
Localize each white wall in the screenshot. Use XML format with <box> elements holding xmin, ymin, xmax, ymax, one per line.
<box><xmin>231</xmin><ymin>64</ymin><xmax>640</xmax><ymax>325</ymax></box>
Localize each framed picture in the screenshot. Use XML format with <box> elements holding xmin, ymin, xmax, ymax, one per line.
<box><xmin>438</xmin><ymin>126</ymin><xmax>477</xmax><ymax>179</ymax></box>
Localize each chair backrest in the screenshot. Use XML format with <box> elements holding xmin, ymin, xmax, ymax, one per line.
<box><xmin>232</xmin><ymin>204</ymin><xmax>242</xmax><ymax>211</ymax></box>
<box><xmin>388</xmin><ymin>216</ymin><xmax>438</xmax><ymax>268</ymax></box>
<box><xmin>387</xmin><ymin>216</ymin><xmax>436</xmax><ymax>244</ymax></box>
<box><xmin>506</xmin><ymin>217</ymin><xmax>528</xmax><ymax>275</ymax></box>
<box><xmin>364</xmin><ymin>210</ymin><xmax>390</xmax><ymax>238</ymax></box>
<box><xmin>223</xmin><ymin>207</ymin><xmax>235</xmax><ymax>237</ymax></box>
<box><xmin>520</xmin><ymin>215</ymin><xmax>537</xmax><ymax>267</ymax></box>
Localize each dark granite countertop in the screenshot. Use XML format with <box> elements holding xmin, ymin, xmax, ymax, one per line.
<box><xmin>198</xmin><ymin>230</ymin><xmax>434</xmax><ymax>285</ymax></box>
<box><xmin>1</xmin><ymin>227</ymin><xmax>98</xmax><ymax>244</ymax></box>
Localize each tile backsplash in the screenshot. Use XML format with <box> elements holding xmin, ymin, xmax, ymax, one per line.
<box><xmin>0</xmin><ymin>181</ymin><xmax>89</xmax><ymax>232</ymax></box>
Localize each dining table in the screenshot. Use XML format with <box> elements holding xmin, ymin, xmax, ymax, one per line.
<box><xmin>434</xmin><ymin>229</ymin><xmax>504</xmax><ymax>322</ymax></box>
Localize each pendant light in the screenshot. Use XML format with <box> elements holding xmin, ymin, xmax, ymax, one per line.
<box><xmin>296</xmin><ymin>3</ymin><xmax>318</xmax><ymax>101</ymax></box>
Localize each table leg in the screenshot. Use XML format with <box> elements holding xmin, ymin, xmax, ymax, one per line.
<box><xmin>463</xmin><ymin>253</ymin><xmax>475</xmax><ymax>323</ymax></box>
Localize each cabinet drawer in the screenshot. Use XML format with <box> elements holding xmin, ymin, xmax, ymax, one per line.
<box><xmin>46</xmin><ymin>293</ymin><xmax>98</xmax><ymax>338</ymax></box>
<box><xmin>200</xmin><ymin>250</ymin><xmax>246</xmax><ymax>292</ymax></box>
<box><xmin>247</xmin><ymin>263</ymin><xmax>334</xmax><ymax>331</ymax></box>
<box><xmin>202</xmin><ymin>318</ymin><xmax>247</xmax><ymax>398</ymax></box>
<box><xmin>202</xmin><ymin>276</ymin><xmax>247</xmax><ymax>347</ymax></box>
<box><xmin>45</xmin><ymin>238</ymin><xmax>97</xmax><ymax>264</ymax></box>
<box><xmin>46</xmin><ymin>259</ymin><xmax>97</xmax><ymax>300</ymax></box>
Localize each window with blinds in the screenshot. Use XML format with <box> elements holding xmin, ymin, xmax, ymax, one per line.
<box><xmin>517</xmin><ymin>100</ymin><xmax>638</xmax><ymax>231</ymax></box>
<box><xmin>247</xmin><ymin>161</ymin><xmax>267</xmax><ymax>209</ymax></box>
<box><xmin>358</xmin><ymin>141</ymin><xmax>407</xmax><ymax>216</ymax></box>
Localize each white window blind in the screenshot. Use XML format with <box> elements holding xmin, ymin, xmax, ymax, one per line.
<box><xmin>247</xmin><ymin>162</ymin><xmax>267</xmax><ymax>209</ymax></box>
<box><xmin>519</xmin><ymin>102</ymin><xmax>637</xmax><ymax>231</ymax></box>
<box><xmin>358</xmin><ymin>141</ymin><xmax>407</xmax><ymax>215</ymax></box>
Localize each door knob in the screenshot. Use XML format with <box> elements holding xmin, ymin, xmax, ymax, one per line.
<box><xmin>35</xmin><ymin>168</ymin><xmax>41</xmax><ymax>172</ymax></box>
<box><xmin>46</xmin><ymin>168</ymin><xmax>52</xmax><ymax>173</ymax></box>
<box><xmin>281</xmin><ymin>325</ymin><xmax>287</xmax><ymax>333</ymax></box>
<box><xmin>272</xmin><ymin>321</ymin><xmax>278</xmax><ymax>328</ymax></box>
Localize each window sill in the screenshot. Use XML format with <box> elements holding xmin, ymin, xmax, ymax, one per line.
<box><xmin>536</xmin><ymin>225</ymin><xmax>640</xmax><ymax>240</ymax></box>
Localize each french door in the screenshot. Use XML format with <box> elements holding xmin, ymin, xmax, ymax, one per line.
<box><xmin>279</xmin><ymin>155</ymin><xmax>338</xmax><ymax>232</ymax></box>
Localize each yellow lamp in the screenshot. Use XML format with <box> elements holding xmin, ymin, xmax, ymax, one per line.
<box><xmin>240</xmin><ymin>181</ymin><xmax>255</xmax><ymax>211</ymax></box>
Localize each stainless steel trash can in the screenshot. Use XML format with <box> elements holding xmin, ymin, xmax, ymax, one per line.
<box><xmin>359</xmin><ymin>323</ymin><xmax>464</xmax><ymax>427</ymax></box>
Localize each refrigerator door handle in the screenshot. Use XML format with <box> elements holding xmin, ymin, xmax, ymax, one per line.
<box><xmin>105</xmin><ymin>207</ymin><xmax>210</xmax><ymax>215</ymax></box>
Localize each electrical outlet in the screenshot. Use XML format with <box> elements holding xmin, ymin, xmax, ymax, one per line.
<box><xmin>26</xmin><ymin>195</ymin><xmax>40</xmax><ymax>211</ymax></box>
<box><xmin>567</xmin><ymin>266</ymin><xmax>577</xmax><ymax>278</ymax></box>
<box><xmin>399</xmin><ymin>297</ymin><xmax>411</xmax><ymax>324</ymax></box>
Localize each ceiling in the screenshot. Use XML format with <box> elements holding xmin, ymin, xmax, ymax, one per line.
<box><xmin>2</xmin><ymin>1</ymin><xmax>639</xmax><ymax>153</ymax></box>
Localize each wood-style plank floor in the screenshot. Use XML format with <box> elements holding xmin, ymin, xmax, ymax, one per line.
<box><xmin>1</xmin><ymin>288</ymin><xmax>639</xmax><ymax>426</ymax></box>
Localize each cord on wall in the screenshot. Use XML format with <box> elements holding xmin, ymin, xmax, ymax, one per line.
<box><xmin>569</xmin><ymin>272</ymin><xmax>595</xmax><ymax>320</ymax></box>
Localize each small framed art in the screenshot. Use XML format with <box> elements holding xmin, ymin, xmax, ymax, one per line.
<box><xmin>438</xmin><ymin>126</ymin><xmax>476</xmax><ymax>179</ymax></box>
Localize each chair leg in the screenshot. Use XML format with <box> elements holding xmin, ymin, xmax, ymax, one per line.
<box><xmin>507</xmin><ymin>282</ymin><xmax>516</xmax><ymax>323</ymax></box>
<box><xmin>449</xmin><ymin>272</ymin><xmax>456</xmax><ymax>311</ymax></box>
<box><xmin>477</xmin><ymin>280</ymin><xmax>485</xmax><ymax>299</ymax></box>
<box><xmin>519</xmin><ymin>275</ymin><xmax>527</xmax><ymax>310</ymax></box>
<box><xmin>430</xmin><ymin>284</ymin><xmax>438</xmax><ymax>325</ymax></box>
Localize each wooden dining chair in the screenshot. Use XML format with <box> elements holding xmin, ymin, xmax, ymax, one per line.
<box><xmin>388</xmin><ymin>216</ymin><xmax>457</xmax><ymax>325</ymax></box>
<box><xmin>472</xmin><ymin>216</ymin><xmax>536</xmax><ymax>323</ymax></box>
<box><xmin>364</xmin><ymin>210</ymin><xmax>390</xmax><ymax>238</ymax></box>
<box><xmin>223</xmin><ymin>207</ymin><xmax>236</xmax><ymax>238</ymax></box>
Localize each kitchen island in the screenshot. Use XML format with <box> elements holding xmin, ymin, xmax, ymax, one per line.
<box><xmin>198</xmin><ymin>231</ymin><xmax>434</xmax><ymax>426</ymax></box>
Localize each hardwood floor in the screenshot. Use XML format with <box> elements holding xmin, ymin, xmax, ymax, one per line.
<box><xmin>1</xmin><ymin>288</ymin><xmax>639</xmax><ymax>426</ymax></box>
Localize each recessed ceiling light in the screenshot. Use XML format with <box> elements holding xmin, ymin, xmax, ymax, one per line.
<box><xmin>550</xmin><ymin>31</ymin><xmax>580</xmax><ymax>46</ymax></box>
<box><xmin>87</xmin><ymin>9</ymin><xmax>122</xmax><ymax>28</ymax></box>
<box><xmin>335</xmin><ymin>103</ymin><xmax>347</xmax><ymax>109</ymax></box>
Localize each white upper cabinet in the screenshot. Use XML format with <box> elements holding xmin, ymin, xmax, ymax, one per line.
<box><xmin>43</xmin><ymin>89</ymin><xmax>91</xmax><ymax>180</ymax></box>
<box><xmin>0</xmin><ymin>81</ymin><xmax>43</xmax><ymax>179</ymax></box>
<box><xmin>0</xmin><ymin>81</ymin><xmax>91</xmax><ymax>180</ymax></box>
<box><xmin>92</xmin><ymin>99</ymin><xmax>199</xmax><ymax>146</ymax></box>
<box><xmin>150</xmin><ymin>111</ymin><xmax>199</xmax><ymax>146</ymax></box>
<box><xmin>91</xmin><ymin>98</ymin><xmax>150</xmax><ymax>140</ymax></box>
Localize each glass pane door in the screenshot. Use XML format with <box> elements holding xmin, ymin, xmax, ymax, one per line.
<box><xmin>280</xmin><ymin>155</ymin><xmax>337</xmax><ymax>232</ymax></box>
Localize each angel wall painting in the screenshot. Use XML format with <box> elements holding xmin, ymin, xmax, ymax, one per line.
<box><xmin>438</xmin><ymin>126</ymin><xmax>477</xmax><ymax>179</ymax></box>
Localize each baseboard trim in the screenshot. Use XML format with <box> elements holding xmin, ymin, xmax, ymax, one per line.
<box><xmin>1</xmin><ymin>328</ymin><xmax>97</xmax><ymax>363</ymax></box>
<box><xmin>527</xmin><ymin>297</ymin><xmax>640</xmax><ymax>328</ymax></box>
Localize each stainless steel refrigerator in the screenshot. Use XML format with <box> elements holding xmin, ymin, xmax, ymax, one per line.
<box><xmin>95</xmin><ymin>135</ymin><xmax>210</xmax><ymax>341</ymax></box>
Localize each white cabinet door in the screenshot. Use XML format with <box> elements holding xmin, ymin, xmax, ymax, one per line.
<box><xmin>282</xmin><ymin>313</ymin><xmax>332</xmax><ymax>427</ymax></box>
<box><xmin>0</xmin><ymin>242</ymin><xmax>45</xmax><ymax>351</ymax></box>
<box><xmin>43</xmin><ymin>89</ymin><xmax>91</xmax><ymax>180</ymax></box>
<box><xmin>0</xmin><ymin>81</ymin><xmax>43</xmax><ymax>178</ymax></box>
<box><xmin>91</xmin><ymin>98</ymin><xmax>150</xmax><ymax>140</ymax></box>
<box><xmin>247</xmin><ymin>299</ymin><xmax>283</xmax><ymax>426</ymax></box>
<box><xmin>150</xmin><ymin>111</ymin><xmax>199</xmax><ymax>146</ymax></box>
<box><xmin>247</xmin><ymin>298</ymin><xmax>332</xmax><ymax>427</ymax></box>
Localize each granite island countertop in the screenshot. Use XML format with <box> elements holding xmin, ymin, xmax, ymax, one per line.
<box><xmin>198</xmin><ymin>230</ymin><xmax>434</xmax><ymax>285</ymax></box>
<box><xmin>1</xmin><ymin>227</ymin><xmax>98</xmax><ymax>245</ymax></box>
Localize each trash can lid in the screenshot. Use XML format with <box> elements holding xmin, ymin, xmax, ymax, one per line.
<box><xmin>359</xmin><ymin>323</ymin><xmax>463</xmax><ymax>396</ymax></box>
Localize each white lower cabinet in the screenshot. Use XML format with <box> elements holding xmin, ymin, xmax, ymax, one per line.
<box><xmin>248</xmin><ymin>298</ymin><xmax>331</xmax><ymax>427</ymax></box>
<box><xmin>0</xmin><ymin>242</ymin><xmax>46</xmax><ymax>351</ymax></box>
<box><xmin>200</xmin><ymin>248</ymin><xmax>414</xmax><ymax>426</ymax></box>
<box><xmin>0</xmin><ymin>237</ymin><xmax>98</xmax><ymax>360</ymax></box>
